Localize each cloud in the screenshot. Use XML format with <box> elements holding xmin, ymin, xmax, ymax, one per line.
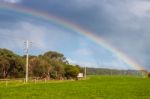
<box><xmin>130</xmin><ymin>1</ymin><xmax>150</xmax><ymax>17</ymax></box>
<box><xmin>21</xmin><ymin>0</ymin><xmax>150</xmax><ymax>69</ymax></box>
<box><xmin>67</xmin><ymin>56</ymin><xmax>130</xmax><ymax>69</ymax></box>
<box><xmin>65</xmin><ymin>0</ymin><xmax>150</xmax><ymax>69</ymax></box>
<box><xmin>76</xmin><ymin>48</ymin><xmax>92</xmax><ymax>56</ymax></box>
<box><xmin>0</xmin><ymin>20</ymin><xmax>82</xmax><ymax>55</ymax></box>
<box><xmin>67</xmin><ymin>57</ymin><xmax>98</xmax><ymax>67</ymax></box>
<box><xmin>95</xmin><ymin>0</ymin><xmax>150</xmax><ymax>69</ymax></box>
<box><xmin>0</xmin><ymin>20</ymin><xmax>133</xmax><ymax>69</ymax></box>
<box><xmin>2</xmin><ymin>0</ymin><xmax>22</xmax><ymax>4</ymax></box>
<box><xmin>55</xmin><ymin>0</ymin><xmax>150</xmax><ymax>69</ymax></box>
<box><xmin>1</xmin><ymin>0</ymin><xmax>150</xmax><ymax>69</ymax></box>
<box><xmin>66</xmin><ymin>58</ymin><xmax>77</xmax><ymax>65</ymax></box>
<box><xmin>0</xmin><ymin>21</ymin><xmax>48</xmax><ymax>54</ymax></box>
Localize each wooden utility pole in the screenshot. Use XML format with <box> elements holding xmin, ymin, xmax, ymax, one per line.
<box><xmin>24</xmin><ymin>40</ymin><xmax>31</xmax><ymax>83</ymax></box>
<box><xmin>84</xmin><ymin>66</ymin><xmax>86</xmax><ymax>79</ymax></box>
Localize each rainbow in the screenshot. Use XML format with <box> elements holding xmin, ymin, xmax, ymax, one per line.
<box><xmin>0</xmin><ymin>3</ymin><xmax>145</xmax><ymax>70</ymax></box>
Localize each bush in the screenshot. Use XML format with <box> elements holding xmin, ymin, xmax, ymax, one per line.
<box><xmin>148</xmin><ymin>73</ymin><xmax>150</xmax><ymax>78</ymax></box>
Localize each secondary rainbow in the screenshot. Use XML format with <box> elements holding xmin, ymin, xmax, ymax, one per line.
<box><xmin>0</xmin><ymin>3</ymin><xmax>145</xmax><ymax>70</ymax></box>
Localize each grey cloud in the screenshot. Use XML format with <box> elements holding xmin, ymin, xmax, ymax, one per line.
<box><xmin>1</xmin><ymin>0</ymin><xmax>150</xmax><ymax>69</ymax></box>
<box><xmin>45</xmin><ymin>0</ymin><xmax>150</xmax><ymax>69</ymax></box>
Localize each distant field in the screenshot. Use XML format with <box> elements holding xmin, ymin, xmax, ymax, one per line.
<box><xmin>0</xmin><ymin>76</ymin><xmax>150</xmax><ymax>99</ymax></box>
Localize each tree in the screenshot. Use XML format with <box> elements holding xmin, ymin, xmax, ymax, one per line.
<box><xmin>0</xmin><ymin>58</ymin><xmax>10</xmax><ymax>78</ymax></box>
<box><xmin>43</xmin><ymin>51</ymin><xmax>68</xmax><ymax>63</ymax></box>
<box><xmin>8</xmin><ymin>57</ymin><xmax>25</xmax><ymax>78</ymax></box>
<box><xmin>0</xmin><ymin>48</ymin><xmax>82</xmax><ymax>80</ymax></box>
<box><xmin>30</xmin><ymin>57</ymin><xmax>52</xmax><ymax>78</ymax></box>
<box><xmin>49</xmin><ymin>61</ymin><xmax>64</xmax><ymax>79</ymax></box>
<box><xmin>64</xmin><ymin>64</ymin><xmax>80</xmax><ymax>79</ymax></box>
<box><xmin>39</xmin><ymin>52</ymin><xmax>66</xmax><ymax>79</ymax></box>
<box><xmin>148</xmin><ymin>73</ymin><xmax>150</xmax><ymax>78</ymax></box>
<box><xmin>0</xmin><ymin>48</ymin><xmax>24</xmax><ymax>78</ymax></box>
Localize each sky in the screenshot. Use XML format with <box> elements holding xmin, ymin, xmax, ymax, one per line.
<box><xmin>0</xmin><ymin>0</ymin><xmax>150</xmax><ymax>70</ymax></box>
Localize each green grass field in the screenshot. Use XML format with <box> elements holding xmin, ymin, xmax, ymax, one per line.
<box><xmin>0</xmin><ymin>76</ymin><xmax>150</xmax><ymax>99</ymax></box>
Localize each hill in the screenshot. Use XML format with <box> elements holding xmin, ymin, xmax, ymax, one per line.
<box><xmin>86</xmin><ymin>67</ymin><xmax>147</xmax><ymax>77</ymax></box>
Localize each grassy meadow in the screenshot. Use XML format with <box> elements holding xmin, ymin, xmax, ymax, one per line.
<box><xmin>0</xmin><ymin>76</ymin><xmax>150</xmax><ymax>99</ymax></box>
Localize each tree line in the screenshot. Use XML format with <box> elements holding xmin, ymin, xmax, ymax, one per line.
<box><xmin>86</xmin><ymin>68</ymin><xmax>147</xmax><ymax>77</ymax></box>
<box><xmin>0</xmin><ymin>48</ymin><xmax>82</xmax><ymax>79</ymax></box>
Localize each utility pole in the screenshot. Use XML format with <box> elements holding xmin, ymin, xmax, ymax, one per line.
<box><xmin>84</xmin><ymin>66</ymin><xmax>86</xmax><ymax>79</ymax></box>
<box><xmin>24</xmin><ymin>40</ymin><xmax>31</xmax><ymax>83</ymax></box>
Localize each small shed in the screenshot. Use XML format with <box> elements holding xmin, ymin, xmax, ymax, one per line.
<box><xmin>77</xmin><ymin>73</ymin><xmax>84</xmax><ymax>80</ymax></box>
